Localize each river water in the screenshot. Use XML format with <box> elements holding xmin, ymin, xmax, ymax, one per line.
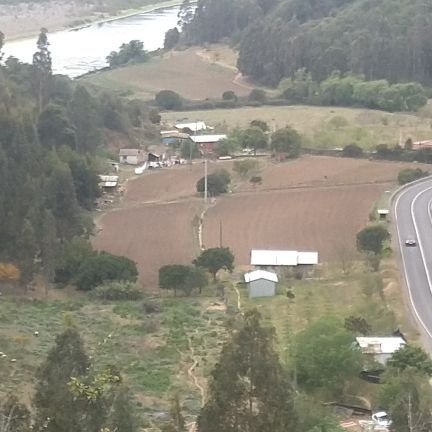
<box><xmin>3</xmin><ymin>5</ymin><xmax>180</xmax><ymax>77</ymax></box>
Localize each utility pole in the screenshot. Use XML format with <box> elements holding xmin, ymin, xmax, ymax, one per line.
<box><xmin>219</xmin><ymin>220</ymin><xmax>223</xmax><ymax>247</ymax></box>
<box><xmin>204</xmin><ymin>156</ymin><xmax>208</xmax><ymax>203</ymax></box>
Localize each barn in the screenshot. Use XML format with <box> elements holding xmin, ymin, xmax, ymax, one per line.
<box><xmin>244</xmin><ymin>270</ymin><xmax>278</xmax><ymax>298</ymax></box>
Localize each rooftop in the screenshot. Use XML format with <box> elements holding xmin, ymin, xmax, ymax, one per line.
<box><xmin>119</xmin><ymin>148</ymin><xmax>142</xmax><ymax>156</ymax></box>
<box><xmin>250</xmin><ymin>249</ymin><xmax>319</xmax><ymax>266</ymax></box>
<box><xmin>356</xmin><ymin>337</ymin><xmax>406</xmax><ymax>354</ymax></box>
<box><xmin>175</xmin><ymin>121</ymin><xmax>212</xmax><ymax>132</ymax></box>
<box><xmin>190</xmin><ymin>134</ymin><xmax>227</xmax><ymax>144</ymax></box>
<box><xmin>244</xmin><ymin>270</ymin><xmax>279</xmax><ymax>283</ymax></box>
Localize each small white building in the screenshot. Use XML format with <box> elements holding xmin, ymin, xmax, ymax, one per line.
<box><xmin>119</xmin><ymin>149</ymin><xmax>145</xmax><ymax>165</ymax></box>
<box><xmin>175</xmin><ymin>121</ymin><xmax>212</xmax><ymax>133</ymax></box>
<box><xmin>99</xmin><ymin>175</ymin><xmax>119</xmax><ymax>189</ymax></box>
<box><xmin>250</xmin><ymin>250</ymin><xmax>319</xmax><ymax>267</ymax></box>
<box><xmin>356</xmin><ymin>337</ymin><xmax>406</xmax><ymax>365</ymax></box>
<box><xmin>244</xmin><ymin>270</ymin><xmax>278</xmax><ymax>298</ymax></box>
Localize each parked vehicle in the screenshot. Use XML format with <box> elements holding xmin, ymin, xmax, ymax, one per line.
<box><xmin>372</xmin><ymin>412</ymin><xmax>392</xmax><ymax>427</ymax></box>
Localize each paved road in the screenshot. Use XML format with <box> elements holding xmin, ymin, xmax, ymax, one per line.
<box><xmin>393</xmin><ymin>178</ymin><xmax>432</xmax><ymax>349</ymax></box>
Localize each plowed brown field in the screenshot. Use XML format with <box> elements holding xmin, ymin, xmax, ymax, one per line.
<box><xmin>94</xmin><ymin>156</ymin><xmax>424</xmax><ymax>287</ymax></box>
<box><xmin>93</xmin><ymin>200</ymin><xmax>201</xmax><ymax>287</ymax></box>
<box><xmin>202</xmin><ymin>184</ymin><xmax>383</xmax><ymax>265</ymax></box>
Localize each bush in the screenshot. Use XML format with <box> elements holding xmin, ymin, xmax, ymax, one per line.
<box><xmin>222</xmin><ymin>90</ymin><xmax>238</xmax><ymax>102</ymax></box>
<box><xmin>142</xmin><ymin>298</ymin><xmax>162</xmax><ymax>314</ymax></box>
<box><xmin>398</xmin><ymin>167</ymin><xmax>429</xmax><ymax>185</ymax></box>
<box><xmin>92</xmin><ymin>281</ymin><xmax>143</xmax><ymax>300</ymax></box>
<box><xmin>342</xmin><ymin>143</ymin><xmax>364</xmax><ymax>158</ymax></box>
<box><xmin>75</xmin><ymin>251</ymin><xmax>138</xmax><ymax>291</ymax></box>
<box><xmin>196</xmin><ymin>169</ymin><xmax>231</xmax><ymax>196</ymax></box>
<box><xmin>248</xmin><ymin>88</ymin><xmax>267</xmax><ymax>102</ymax></box>
<box><xmin>155</xmin><ymin>90</ymin><xmax>182</xmax><ymax>110</ymax></box>
<box><xmin>55</xmin><ymin>237</ymin><xmax>94</xmax><ymax>285</ymax></box>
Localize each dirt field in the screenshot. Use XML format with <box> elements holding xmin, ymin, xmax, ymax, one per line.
<box><xmin>83</xmin><ymin>46</ymin><xmax>253</xmax><ymax>100</ymax></box>
<box><xmin>94</xmin><ymin>156</ymin><xmax>425</xmax><ymax>288</ymax></box>
<box><xmin>93</xmin><ymin>199</ymin><xmax>201</xmax><ymax>287</ymax></box>
<box><xmin>203</xmin><ymin>185</ymin><xmax>384</xmax><ymax>265</ymax></box>
<box><xmin>125</xmin><ymin>160</ymin><xmax>231</xmax><ymax>204</ymax></box>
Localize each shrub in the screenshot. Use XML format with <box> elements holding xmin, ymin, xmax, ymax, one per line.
<box><xmin>248</xmin><ymin>88</ymin><xmax>267</xmax><ymax>102</ymax></box>
<box><xmin>250</xmin><ymin>119</ymin><xmax>269</xmax><ymax>132</ymax></box>
<box><xmin>196</xmin><ymin>169</ymin><xmax>231</xmax><ymax>196</ymax></box>
<box><xmin>75</xmin><ymin>251</ymin><xmax>138</xmax><ymax>291</ymax></box>
<box><xmin>222</xmin><ymin>90</ymin><xmax>238</xmax><ymax>102</ymax></box>
<box><xmin>142</xmin><ymin>298</ymin><xmax>162</xmax><ymax>314</ymax></box>
<box><xmin>92</xmin><ymin>280</ymin><xmax>143</xmax><ymax>300</ymax></box>
<box><xmin>398</xmin><ymin>168</ymin><xmax>429</xmax><ymax>185</ymax></box>
<box><xmin>342</xmin><ymin>143</ymin><xmax>364</xmax><ymax>158</ymax></box>
<box><xmin>155</xmin><ymin>90</ymin><xmax>182</xmax><ymax>110</ymax></box>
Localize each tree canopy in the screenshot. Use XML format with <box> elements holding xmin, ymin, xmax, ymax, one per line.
<box><xmin>270</xmin><ymin>127</ymin><xmax>302</xmax><ymax>157</ymax></box>
<box><xmin>159</xmin><ymin>264</ymin><xmax>208</xmax><ymax>296</ymax></box>
<box><xmin>193</xmin><ymin>247</ymin><xmax>234</xmax><ymax>281</ymax></box>
<box><xmin>294</xmin><ymin>316</ymin><xmax>362</xmax><ymax>395</ymax></box>
<box><xmin>184</xmin><ymin>0</ymin><xmax>432</xmax><ymax>88</ymax></box>
<box><xmin>198</xmin><ymin>309</ymin><xmax>297</xmax><ymax>432</ymax></box>
<box><xmin>356</xmin><ymin>225</ymin><xmax>390</xmax><ymax>255</ymax></box>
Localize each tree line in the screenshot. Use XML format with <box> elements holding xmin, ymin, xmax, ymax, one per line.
<box><xmin>0</xmin><ymin>30</ymin><xmax>155</xmax><ymax>288</ymax></box>
<box><xmin>177</xmin><ymin>0</ymin><xmax>432</xmax><ymax>89</ymax></box>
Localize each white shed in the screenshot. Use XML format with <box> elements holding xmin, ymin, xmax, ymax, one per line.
<box><xmin>356</xmin><ymin>337</ymin><xmax>406</xmax><ymax>365</ymax></box>
<box><xmin>244</xmin><ymin>270</ymin><xmax>278</xmax><ymax>298</ymax></box>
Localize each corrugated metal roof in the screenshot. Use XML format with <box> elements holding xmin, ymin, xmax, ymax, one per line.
<box><xmin>190</xmin><ymin>134</ymin><xmax>227</xmax><ymax>144</ymax></box>
<box><xmin>175</xmin><ymin>121</ymin><xmax>211</xmax><ymax>132</ymax></box>
<box><xmin>251</xmin><ymin>250</ymin><xmax>298</xmax><ymax>266</ymax></box>
<box><xmin>356</xmin><ymin>337</ymin><xmax>406</xmax><ymax>354</ymax></box>
<box><xmin>297</xmin><ymin>252</ymin><xmax>319</xmax><ymax>265</ymax></box>
<box><xmin>99</xmin><ymin>175</ymin><xmax>119</xmax><ymax>182</ymax></box>
<box><xmin>244</xmin><ymin>270</ymin><xmax>278</xmax><ymax>283</ymax></box>
<box><xmin>251</xmin><ymin>249</ymin><xmax>319</xmax><ymax>266</ymax></box>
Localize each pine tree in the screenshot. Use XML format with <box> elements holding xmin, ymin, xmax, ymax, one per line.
<box><xmin>33</xmin><ymin>327</ymin><xmax>90</xmax><ymax>432</ymax></box>
<box><xmin>33</xmin><ymin>28</ymin><xmax>52</xmax><ymax>112</ymax></box>
<box><xmin>197</xmin><ymin>309</ymin><xmax>296</xmax><ymax>432</ymax></box>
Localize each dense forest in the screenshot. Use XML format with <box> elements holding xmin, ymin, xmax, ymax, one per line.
<box><xmin>182</xmin><ymin>0</ymin><xmax>432</xmax><ymax>87</ymax></box>
<box><xmin>0</xmin><ymin>32</ymin><xmax>153</xmax><ymax>286</ymax></box>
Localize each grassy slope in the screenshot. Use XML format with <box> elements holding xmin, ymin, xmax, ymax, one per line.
<box><xmin>82</xmin><ymin>46</ymin><xmax>253</xmax><ymax>100</ymax></box>
<box><xmin>162</xmin><ymin>105</ymin><xmax>432</xmax><ymax>149</ymax></box>
<box><xmin>0</xmin><ymin>294</ymin><xmax>227</xmax><ymax>420</ymax></box>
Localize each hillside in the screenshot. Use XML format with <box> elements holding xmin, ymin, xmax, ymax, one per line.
<box><xmin>183</xmin><ymin>0</ymin><xmax>432</xmax><ymax>86</ymax></box>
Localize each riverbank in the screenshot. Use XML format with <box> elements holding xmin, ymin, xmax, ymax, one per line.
<box><xmin>1</xmin><ymin>0</ymin><xmax>182</xmax><ymax>42</ymax></box>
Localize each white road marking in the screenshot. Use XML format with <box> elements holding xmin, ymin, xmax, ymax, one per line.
<box><xmin>394</xmin><ymin>183</ymin><xmax>432</xmax><ymax>339</ymax></box>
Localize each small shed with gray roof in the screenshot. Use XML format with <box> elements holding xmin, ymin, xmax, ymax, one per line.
<box><xmin>244</xmin><ymin>270</ymin><xmax>278</xmax><ymax>298</ymax></box>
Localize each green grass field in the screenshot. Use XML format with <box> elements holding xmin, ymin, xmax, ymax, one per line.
<box><xmin>162</xmin><ymin>105</ymin><xmax>432</xmax><ymax>149</ymax></box>
<box><xmin>0</xmin><ymin>294</ymin><xmax>227</xmax><ymax>419</ymax></box>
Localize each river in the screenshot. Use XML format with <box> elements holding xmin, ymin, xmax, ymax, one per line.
<box><xmin>3</xmin><ymin>5</ymin><xmax>180</xmax><ymax>78</ymax></box>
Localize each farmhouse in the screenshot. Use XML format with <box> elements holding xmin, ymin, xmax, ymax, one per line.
<box><xmin>244</xmin><ymin>270</ymin><xmax>278</xmax><ymax>298</ymax></box>
<box><xmin>250</xmin><ymin>249</ymin><xmax>319</xmax><ymax>267</ymax></box>
<box><xmin>356</xmin><ymin>337</ymin><xmax>406</xmax><ymax>365</ymax></box>
<box><xmin>190</xmin><ymin>134</ymin><xmax>227</xmax><ymax>153</ymax></box>
<box><xmin>119</xmin><ymin>148</ymin><xmax>145</xmax><ymax>165</ymax></box>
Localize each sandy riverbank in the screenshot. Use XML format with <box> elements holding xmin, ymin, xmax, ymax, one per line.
<box><xmin>0</xmin><ymin>0</ymin><xmax>181</xmax><ymax>42</ymax></box>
